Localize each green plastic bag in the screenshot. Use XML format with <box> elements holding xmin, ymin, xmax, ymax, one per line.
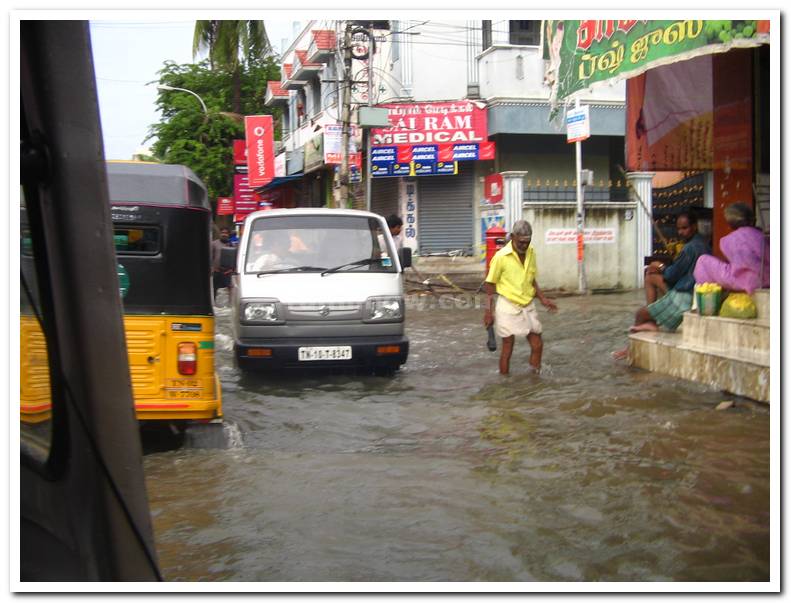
<box><xmin>719</xmin><ymin>292</ymin><xmax>757</xmax><ymax>319</ymax></box>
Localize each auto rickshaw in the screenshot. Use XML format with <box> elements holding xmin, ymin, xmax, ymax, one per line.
<box><xmin>20</xmin><ymin>161</ymin><xmax>223</xmax><ymax>426</ymax></box>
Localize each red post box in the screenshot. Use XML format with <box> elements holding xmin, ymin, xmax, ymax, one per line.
<box><xmin>485</xmin><ymin>225</ymin><xmax>507</xmax><ymax>274</ymax></box>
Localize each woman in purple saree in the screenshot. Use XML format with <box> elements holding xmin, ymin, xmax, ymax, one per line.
<box><xmin>693</xmin><ymin>203</ymin><xmax>769</xmax><ymax>294</ymax></box>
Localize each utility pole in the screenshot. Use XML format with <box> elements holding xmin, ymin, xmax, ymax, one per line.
<box><xmin>365</xmin><ymin>21</ymin><xmax>374</xmax><ymax>212</ymax></box>
<box><xmin>337</xmin><ymin>22</ymin><xmax>353</xmax><ymax>209</ymax></box>
<box><xmin>574</xmin><ymin>97</ymin><xmax>588</xmax><ymax>294</ymax></box>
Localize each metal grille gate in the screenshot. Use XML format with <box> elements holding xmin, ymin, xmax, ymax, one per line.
<box><xmin>417</xmin><ymin>163</ymin><xmax>474</xmax><ymax>254</ymax></box>
<box><xmin>370</xmin><ymin>178</ymin><xmax>400</xmax><ymax>219</ymax></box>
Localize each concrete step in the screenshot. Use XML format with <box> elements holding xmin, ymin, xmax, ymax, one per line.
<box><xmin>413</xmin><ymin>255</ymin><xmax>485</xmax><ymax>274</ymax></box>
<box><xmin>629</xmin><ymin>331</ymin><xmax>769</xmax><ymax>403</ymax></box>
<box><xmin>753</xmin><ymin>288</ymin><xmax>769</xmax><ymax>320</ymax></box>
<box><xmin>681</xmin><ymin>311</ymin><xmax>769</xmax><ymax>365</ymax></box>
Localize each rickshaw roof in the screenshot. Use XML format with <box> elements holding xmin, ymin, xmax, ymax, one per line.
<box><xmin>106</xmin><ymin>161</ymin><xmax>210</xmax><ymax>210</ymax></box>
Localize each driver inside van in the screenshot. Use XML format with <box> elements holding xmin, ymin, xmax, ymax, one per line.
<box><xmin>247</xmin><ymin>230</ymin><xmax>299</xmax><ymax>272</ymax></box>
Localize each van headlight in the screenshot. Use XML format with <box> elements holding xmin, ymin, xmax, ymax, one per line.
<box><xmin>243</xmin><ymin>301</ymin><xmax>281</xmax><ymax>323</ymax></box>
<box><xmin>364</xmin><ymin>297</ymin><xmax>404</xmax><ymax>322</ymax></box>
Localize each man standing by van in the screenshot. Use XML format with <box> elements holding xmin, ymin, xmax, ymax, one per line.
<box><xmin>211</xmin><ymin>227</ymin><xmax>233</xmax><ymax>303</ymax></box>
<box><xmin>483</xmin><ymin>220</ymin><xmax>557</xmax><ymax>374</ymax></box>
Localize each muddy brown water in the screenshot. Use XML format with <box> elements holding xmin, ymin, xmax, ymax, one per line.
<box><xmin>143</xmin><ymin>290</ymin><xmax>770</xmax><ymax>582</ymax></box>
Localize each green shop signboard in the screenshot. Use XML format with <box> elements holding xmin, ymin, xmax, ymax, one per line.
<box><xmin>544</xmin><ymin>19</ymin><xmax>770</xmax><ymax>113</ymax></box>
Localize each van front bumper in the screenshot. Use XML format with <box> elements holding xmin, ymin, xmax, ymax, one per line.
<box><xmin>235</xmin><ymin>335</ymin><xmax>409</xmax><ymax>371</ymax></box>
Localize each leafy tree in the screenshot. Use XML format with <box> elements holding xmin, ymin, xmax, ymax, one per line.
<box><xmin>193</xmin><ymin>20</ymin><xmax>271</xmax><ymax>112</ymax></box>
<box><xmin>146</xmin><ymin>57</ymin><xmax>281</xmax><ymax>207</ymax></box>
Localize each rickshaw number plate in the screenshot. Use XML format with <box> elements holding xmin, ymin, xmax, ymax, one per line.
<box><xmin>298</xmin><ymin>346</ymin><xmax>352</xmax><ymax>361</ymax></box>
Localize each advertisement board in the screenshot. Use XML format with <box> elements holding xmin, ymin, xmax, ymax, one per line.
<box><xmin>244</xmin><ymin>115</ymin><xmax>275</xmax><ymax>188</ymax></box>
<box><xmin>566</xmin><ymin>105</ymin><xmax>590</xmax><ymax>143</ymax></box>
<box><xmin>233</xmin><ymin>172</ymin><xmax>258</xmax><ymax>215</ymax></box>
<box><xmin>323</xmin><ymin>124</ymin><xmax>361</xmax><ymax>167</ymax></box>
<box><xmin>484</xmin><ymin>174</ymin><xmax>504</xmax><ymax>203</ymax></box>
<box><xmin>544</xmin><ymin>19</ymin><xmax>770</xmax><ymax>113</ymax></box>
<box><xmin>216</xmin><ymin>196</ymin><xmax>234</xmax><ymax>215</ymax></box>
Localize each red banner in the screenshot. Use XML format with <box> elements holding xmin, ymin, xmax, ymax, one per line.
<box><xmin>245</xmin><ymin>115</ymin><xmax>275</xmax><ymax>188</ymax></box>
<box><xmin>233</xmin><ymin>140</ymin><xmax>247</xmax><ymax>165</ymax></box>
<box><xmin>233</xmin><ymin>173</ymin><xmax>258</xmax><ymax>215</ymax></box>
<box><xmin>216</xmin><ymin>196</ymin><xmax>234</xmax><ymax>215</ymax></box>
<box><xmin>478</xmin><ymin>141</ymin><xmax>496</xmax><ymax>160</ymax></box>
<box><xmin>484</xmin><ymin>174</ymin><xmax>503</xmax><ymax>204</ymax></box>
<box><xmin>371</xmin><ymin>101</ymin><xmax>488</xmax><ymax>146</ymax></box>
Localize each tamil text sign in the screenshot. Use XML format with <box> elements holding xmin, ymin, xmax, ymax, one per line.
<box><xmin>545</xmin><ymin>228</ymin><xmax>616</xmax><ymax>244</ymax></box>
<box><xmin>544</xmin><ymin>19</ymin><xmax>770</xmax><ymax>111</ymax></box>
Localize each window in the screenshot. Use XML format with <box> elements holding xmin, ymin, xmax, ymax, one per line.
<box><xmin>482</xmin><ymin>20</ymin><xmax>492</xmax><ymax>50</ymax></box>
<box><xmin>20</xmin><ymin>205</ymin><xmax>53</xmax><ymax>455</ymax></box>
<box><xmin>296</xmin><ymin>89</ymin><xmax>307</xmax><ymax>127</ymax></box>
<box><xmin>113</xmin><ymin>226</ymin><xmax>161</xmax><ymax>254</ymax></box>
<box><xmin>509</xmin><ymin>20</ymin><xmax>540</xmax><ymax>46</ymax></box>
<box><xmin>245</xmin><ymin>216</ymin><xmax>397</xmax><ymax>274</ymax></box>
<box><xmin>311</xmin><ymin>80</ymin><xmax>322</xmax><ymax>117</ymax></box>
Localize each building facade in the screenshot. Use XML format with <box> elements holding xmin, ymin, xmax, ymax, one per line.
<box><xmin>264</xmin><ymin>19</ymin><xmax>633</xmax><ymax>290</ymax></box>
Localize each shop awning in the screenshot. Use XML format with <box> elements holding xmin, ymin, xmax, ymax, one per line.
<box><xmin>254</xmin><ymin>173</ymin><xmax>303</xmax><ymax>193</ymax></box>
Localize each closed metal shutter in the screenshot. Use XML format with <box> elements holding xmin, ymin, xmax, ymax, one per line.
<box><xmin>371</xmin><ymin>178</ymin><xmax>400</xmax><ymax>219</ymax></box>
<box><xmin>417</xmin><ymin>163</ymin><xmax>474</xmax><ymax>254</ymax></box>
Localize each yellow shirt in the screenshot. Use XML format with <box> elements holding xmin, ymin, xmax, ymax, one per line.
<box><xmin>485</xmin><ymin>241</ymin><xmax>537</xmax><ymax>306</ymax></box>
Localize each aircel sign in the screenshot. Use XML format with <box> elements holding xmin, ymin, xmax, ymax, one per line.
<box><xmin>245</xmin><ymin>115</ymin><xmax>274</xmax><ymax>188</ymax></box>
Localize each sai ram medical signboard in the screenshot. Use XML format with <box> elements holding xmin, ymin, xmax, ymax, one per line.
<box><xmin>370</xmin><ymin>101</ymin><xmax>494</xmax><ymax>177</ymax></box>
<box><xmin>244</xmin><ymin>115</ymin><xmax>275</xmax><ymax>188</ymax></box>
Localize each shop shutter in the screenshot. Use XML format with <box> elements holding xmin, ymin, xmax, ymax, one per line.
<box><xmin>370</xmin><ymin>178</ymin><xmax>400</xmax><ymax>219</ymax></box>
<box><xmin>417</xmin><ymin>163</ymin><xmax>474</xmax><ymax>254</ymax></box>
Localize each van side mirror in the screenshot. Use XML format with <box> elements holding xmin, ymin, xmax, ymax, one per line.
<box><xmin>220</xmin><ymin>246</ymin><xmax>238</xmax><ymax>271</ymax></box>
<box><xmin>398</xmin><ymin>246</ymin><xmax>412</xmax><ymax>269</ymax></box>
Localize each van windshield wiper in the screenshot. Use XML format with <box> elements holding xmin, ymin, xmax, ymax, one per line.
<box><xmin>254</xmin><ymin>265</ymin><xmax>327</xmax><ymax>277</ymax></box>
<box><xmin>321</xmin><ymin>258</ymin><xmax>377</xmax><ymax>276</ymax></box>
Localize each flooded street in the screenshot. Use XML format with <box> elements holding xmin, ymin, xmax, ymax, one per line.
<box><xmin>143</xmin><ymin>290</ymin><xmax>770</xmax><ymax>582</ymax></box>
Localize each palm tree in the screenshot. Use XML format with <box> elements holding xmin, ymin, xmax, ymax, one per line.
<box><xmin>193</xmin><ymin>20</ymin><xmax>271</xmax><ymax>112</ymax></box>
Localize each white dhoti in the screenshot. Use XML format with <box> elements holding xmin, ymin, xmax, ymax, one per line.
<box><xmin>494</xmin><ymin>295</ymin><xmax>543</xmax><ymax>338</ymax></box>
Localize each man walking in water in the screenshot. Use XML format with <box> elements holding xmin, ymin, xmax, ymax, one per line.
<box><xmin>483</xmin><ymin>220</ymin><xmax>558</xmax><ymax>374</ymax></box>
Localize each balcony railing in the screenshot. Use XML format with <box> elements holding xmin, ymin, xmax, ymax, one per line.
<box><xmin>523</xmin><ymin>180</ymin><xmax>630</xmax><ymax>204</ymax></box>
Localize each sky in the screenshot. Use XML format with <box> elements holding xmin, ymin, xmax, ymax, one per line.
<box><xmin>89</xmin><ymin>18</ymin><xmax>302</xmax><ymax>160</ymax></box>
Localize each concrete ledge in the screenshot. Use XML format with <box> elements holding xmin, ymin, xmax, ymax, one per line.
<box><xmin>753</xmin><ymin>289</ymin><xmax>769</xmax><ymax>319</ymax></box>
<box><xmin>629</xmin><ymin>331</ymin><xmax>769</xmax><ymax>403</ymax></box>
<box><xmin>682</xmin><ymin>312</ymin><xmax>769</xmax><ymax>364</ymax></box>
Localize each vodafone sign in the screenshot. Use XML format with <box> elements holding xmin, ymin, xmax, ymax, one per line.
<box><xmin>245</xmin><ymin>115</ymin><xmax>275</xmax><ymax>188</ymax></box>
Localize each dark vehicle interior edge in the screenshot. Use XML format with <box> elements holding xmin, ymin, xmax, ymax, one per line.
<box><xmin>20</xmin><ymin>20</ymin><xmax>161</xmax><ymax>581</ymax></box>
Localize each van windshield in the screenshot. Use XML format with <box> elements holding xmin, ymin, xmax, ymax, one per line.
<box><xmin>245</xmin><ymin>215</ymin><xmax>396</xmax><ymax>275</ymax></box>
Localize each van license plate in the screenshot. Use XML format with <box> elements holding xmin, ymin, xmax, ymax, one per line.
<box><xmin>298</xmin><ymin>346</ymin><xmax>352</xmax><ymax>361</ymax></box>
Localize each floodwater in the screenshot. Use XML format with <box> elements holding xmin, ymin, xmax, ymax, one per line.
<box><xmin>143</xmin><ymin>290</ymin><xmax>770</xmax><ymax>582</ymax></box>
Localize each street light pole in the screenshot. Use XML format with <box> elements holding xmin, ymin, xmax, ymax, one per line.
<box><xmin>157</xmin><ymin>84</ymin><xmax>208</xmax><ymax>114</ymax></box>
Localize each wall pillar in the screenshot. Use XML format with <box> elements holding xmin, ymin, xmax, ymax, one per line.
<box><xmin>501</xmin><ymin>171</ymin><xmax>527</xmax><ymax>233</ymax></box>
<box><xmin>626</xmin><ymin>171</ymin><xmax>655</xmax><ymax>287</ymax></box>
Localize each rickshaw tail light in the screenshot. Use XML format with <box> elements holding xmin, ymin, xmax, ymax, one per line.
<box><xmin>177</xmin><ymin>342</ymin><xmax>197</xmax><ymax>375</ymax></box>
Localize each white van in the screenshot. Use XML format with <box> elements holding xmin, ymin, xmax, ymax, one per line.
<box><xmin>222</xmin><ymin>208</ymin><xmax>411</xmax><ymax>373</ymax></box>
